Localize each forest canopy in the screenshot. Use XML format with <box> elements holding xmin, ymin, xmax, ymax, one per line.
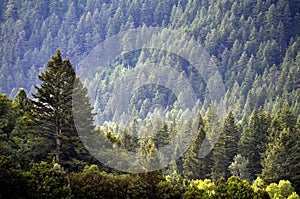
<box><xmin>0</xmin><ymin>0</ymin><xmax>300</xmax><ymax>198</ymax></box>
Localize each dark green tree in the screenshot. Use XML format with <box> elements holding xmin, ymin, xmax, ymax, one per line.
<box><xmin>268</xmin><ymin>103</ymin><xmax>297</xmax><ymax>142</ymax></box>
<box><xmin>212</xmin><ymin>110</ymin><xmax>240</xmax><ymax>180</ymax></box>
<box><xmin>182</xmin><ymin>112</ymin><xmax>206</xmax><ymax>180</ymax></box>
<box><xmin>238</xmin><ymin>108</ymin><xmax>271</xmax><ymax>181</ymax></box>
<box><xmin>0</xmin><ymin>94</ymin><xmax>19</xmax><ymax>157</ymax></box>
<box><xmin>261</xmin><ymin>129</ymin><xmax>296</xmax><ymax>184</ymax></box>
<box><xmin>262</xmin><ymin>107</ymin><xmax>300</xmax><ymax>192</ymax></box>
<box><xmin>31</xmin><ymin>50</ymin><xmax>94</xmax><ymax>170</ymax></box>
<box><xmin>0</xmin><ymin>155</ymin><xmax>29</xmax><ymax>199</ymax></box>
<box><xmin>26</xmin><ymin>161</ymin><xmax>71</xmax><ymax>199</ymax></box>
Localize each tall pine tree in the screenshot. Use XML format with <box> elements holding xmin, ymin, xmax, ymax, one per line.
<box><xmin>261</xmin><ymin>106</ymin><xmax>300</xmax><ymax>192</ymax></box>
<box><xmin>182</xmin><ymin>112</ymin><xmax>206</xmax><ymax>180</ymax></box>
<box><xmin>31</xmin><ymin>50</ymin><xmax>95</xmax><ymax>170</ymax></box>
<box><xmin>212</xmin><ymin>110</ymin><xmax>240</xmax><ymax>180</ymax></box>
<box><xmin>238</xmin><ymin>108</ymin><xmax>271</xmax><ymax>181</ymax></box>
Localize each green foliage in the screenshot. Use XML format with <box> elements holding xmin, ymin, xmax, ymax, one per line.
<box><xmin>0</xmin><ymin>0</ymin><xmax>300</xmax><ymax>197</ymax></box>
<box><xmin>24</xmin><ymin>161</ymin><xmax>71</xmax><ymax>199</ymax></box>
<box><xmin>212</xmin><ymin>110</ymin><xmax>240</xmax><ymax>179</ymax></box>
<box><xmin>69</xmin><ymin>165</ymin><xmax>172</xmax><ymax>199</ymax></box>
<box><xmin>0</xmin><ymin>94</ymin><xmax>19</xmax><ymax>156</ymax></box>
<box><xmin>262</xmin><ymin>106</ymin><xmax>300</xmax><ymax>191</ymax></box>
<box><xmin>31</xmin><ymin>50</ymin><xmax>76</xmax><ymax>163</ymax></box>
<box><xmin>252</xmin><ymin>177</ymin><xmax>266</xmax><ymax>190</ymax></box>
<box><xmin>1</xmin><ymin>0</ymin><xmax>299</xmax><ymax>123</ymax></box>
<box><xmin>225</xmin><ymin>176</ymin><xmax>257</xmax><ymax>199</ymax></box>
<box><xmin>183</xmin><ymin>112</ymin><xmax>207</xmax><ymax>180</ymax></box>
<box><xmin>0</xmin><ymin>155</ymin><xmax>28</xmax><ymax>199</ymax></box>
<box><xmin>183</xmin><ymin>179</ymin><xmax>215</xmax><ymax>199</ymax></box>
<box><xmin>238</xmin><ymin>108</ymin><xmax>271</xmax><ymax>180</ymax></box>
<box><xmin>266</xmin><ymin>180</ymin><xmax>296</xmax><ymax>199</ymax></box>
<box><xmin>229</xmin><ymin>154</ymin><xmax>250</xmax><ymax>181</ymax></box>
<box><xmin>211</xmin><ymin>176</ymin><xmax>270</xmax><ymax>199</ymax></box>
<box><xmin>155</xmin><ymin>180</ymin><xmax>181</xmax><ymax>199</ymax></box>
<box><xmin>30</xmin><ymin>50</ymin><xmax>95</xmax><ymax>171</ymax></box>
<box><xmin>287</xmin><ymin>192</ymin><xmax>300</xmax><ymax>199</ymax></box>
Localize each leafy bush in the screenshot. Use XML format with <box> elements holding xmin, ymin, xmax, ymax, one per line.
<box><xmin>25</xmin><ymin>161</ymin><xmax>71</xmax><ymax>199</ymax></box>
<box><xmin>0</xmin><ymin>155</ymin><xmax>28</xmax><ymax>199</ymax></box>
<box><xmin>287</xmin><ymin>192</ymin><xmax>300</xmax><ymax>199</ymax></box>
<box><xmin>266</xmin><ymin>180</ymin><xmax>296</xmax><ymax>199</ymax></box>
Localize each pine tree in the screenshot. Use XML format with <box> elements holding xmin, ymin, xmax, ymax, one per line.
<box><xmin>31</xmin><ymin>50</ymin><xmax>94</xmax><ymax>170</ymax></box>
<box><xmin>13</xmin><ymin>88</ymin><xmax>30</xmax><ymax>111</ymax></box>
<box><xmin>268</xmin><ymin>103</ymin><xmax>297</xmax><ymax>141</ymax></box>
<box><xmin>262</xmin><ymin>107</ymin><xmax>300</xmax><ymax>192</ymax></box>
<box><xmin>261</xmin><ymin>128</ymin><xmax>298</xmax><ymax>184</ymax></box>
<box><xmin>12</xmin><ymin>88</ymin><xmax>33</xmax><ymax>168</ymax></box>
<box><xmin>182</xmin><ymin>112</ymin><xmax>206</xmax><ymax>180</ymax></box>
<box><xmin>238</xmin><ymin>108</ymin><xmax>271</xmax><ymax>181</ymax></box>
<box><xmin>212</xmin><ymin>110</ymin><xmax>240</xmax><ymax>180</ymax></box>
<box><xmin>229</xmin><ymin>154</ymin><xmax>250</xmax><ymax>181</ymax></box>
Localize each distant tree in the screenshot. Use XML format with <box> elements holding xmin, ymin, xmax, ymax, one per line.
<box><xmin>241</xmin><ymin>55</ymin><xmax>255</xmax><ymax>96</ymax></box>
<box><xmin>265</xmin><ymin>4</ymin><xmax>278</xmax><ymax>33</ymax></box>
<box><xmin>4</xmin><ymin>0</ymin><xmax>18</xmax><ymax>20</ymax></box>
<box><xmin>13</xmin><ymin>88</ymin><xmax>30</xmax><ymax>111</ymax></box>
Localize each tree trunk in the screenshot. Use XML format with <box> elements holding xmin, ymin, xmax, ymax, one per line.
<box><xmin>55</xmin><ymin>127</ymin><xmax>61</xmax><ymax>163</ymax></box>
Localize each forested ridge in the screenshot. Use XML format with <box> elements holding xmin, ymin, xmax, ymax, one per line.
<box><xmin>0</xmin><ymin>0</ymin><xmax>300</xmax><ymax>198</ymax></box>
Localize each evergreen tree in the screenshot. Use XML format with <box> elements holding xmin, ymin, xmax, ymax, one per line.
<box><xmin>12</xmin><ymin>88</ymin><xmax>34</xmax><ymax>168</ymax></box>
<box><xmin>229</xmin><ymin>154</ymin><xmax>250</xmax><ymax>181</ymax></box>
<box><xmin>268</xmin><ymin>103</ymin><xmax>297</xmax><ymax>141</ymax></box>
<box><xmin>182</xmin><ymin>112</ymin><xmax>206</xmax><ymax>180</ymax></box>
<box><xmin>13</xmin><ymin>88</ymin><xmax>30</xmax><ymax>111</ymax></box>
<box><xmin>261</xmin><ymin>128</ymin><xmax>297</xmax><ymax>184</ymax></box>
<box><xmin>238</xmin><ymin>108</ymin><xmax>271</xmax><ymax>181</ymax></box>
<box><xmin>31</xmin><ymin>50</ymin><xmax>94</xmax><ymax>170</ymax></box>
<box><xmin>212</xmin><ymin>110</ymin><xmax>240</xmax><ymax>180</ymax></box>
<box><xmin>262</xmin><ymin>107</ymin><xmax>300</xmax><ymax>192</ymax></box>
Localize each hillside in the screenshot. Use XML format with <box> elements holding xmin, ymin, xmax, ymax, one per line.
<box><xmin>0</xmin><ymin>0</ymin><xmax>300</xmax><ymax>198</ymax></box>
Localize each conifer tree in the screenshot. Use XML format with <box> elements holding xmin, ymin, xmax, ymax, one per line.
<box><xmin>268</xmin><ymin>103</ymin><xmax>297</xmax><ymax>142</ymax></box>
<box><xmin>262</xmin><ymin>129</ymin><xmax>292</xmax><ymax>183</ymax></box>
<box><xmin>31</xmin><ymin>50</ymin><xmax>94</xmax><ymax>170</ymax></box>
<box><xmin>212</xmin><ymin>110</ymin><xmax>240</xmax><ymax>180</ymax></box>
<box><xmin>13</xmin><ymin>88</ymin><xmax>30</xmax><ymax>111</ymax></box>
<box><xmin>182</xmin><ymin>112</ymin><xmax>206</xmax><ymax>180</ymax></box>
<box><xmin>262</xmin><ymin>107</ymin><xmax>300</xmax><ymax>192</ymax></box>
<box><xmin>238</xmin><ymin>108</ymin><xmax>271</xmax><ymax>181</ymax></box>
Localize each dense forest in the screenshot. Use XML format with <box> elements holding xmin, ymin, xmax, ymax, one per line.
<box><xmin>0</xmin><ymin>0</ymin><xmax>300</xmax><ymax>198</ymax></box>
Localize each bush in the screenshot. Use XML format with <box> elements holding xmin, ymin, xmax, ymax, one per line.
<box><xmin>266</xmin><ymin>180</ymin><xmax>296</xmax><ymax>199</ymax></box>
<box><xmin>25</xmin><ymin>161</ymin><xmax>71</xmax><ymax>199</ymax></box>
<box><xmin>69</xmin><ymin>165</ymin><xmax>153</xmax><ymax>198</ymax></box>
<box><xmin>155</xmin><ymin>180</ymin><xmax>181</xmax><ymax>199</ymax></box>
<box><xmin>287</xmin><ymin>192</ymin><xmax>300</xmax><ymax>199</ymax></box>
<box><xmin>0</xmin><ymin>155</ymin><xmax>29</xmax><ymax>199</ymax></box>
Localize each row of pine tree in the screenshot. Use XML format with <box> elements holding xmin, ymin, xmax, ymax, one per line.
<box><xmin>1</xmin><ymin>50</ymin><xmax>299</xmax><ymax>197</ymax></box>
